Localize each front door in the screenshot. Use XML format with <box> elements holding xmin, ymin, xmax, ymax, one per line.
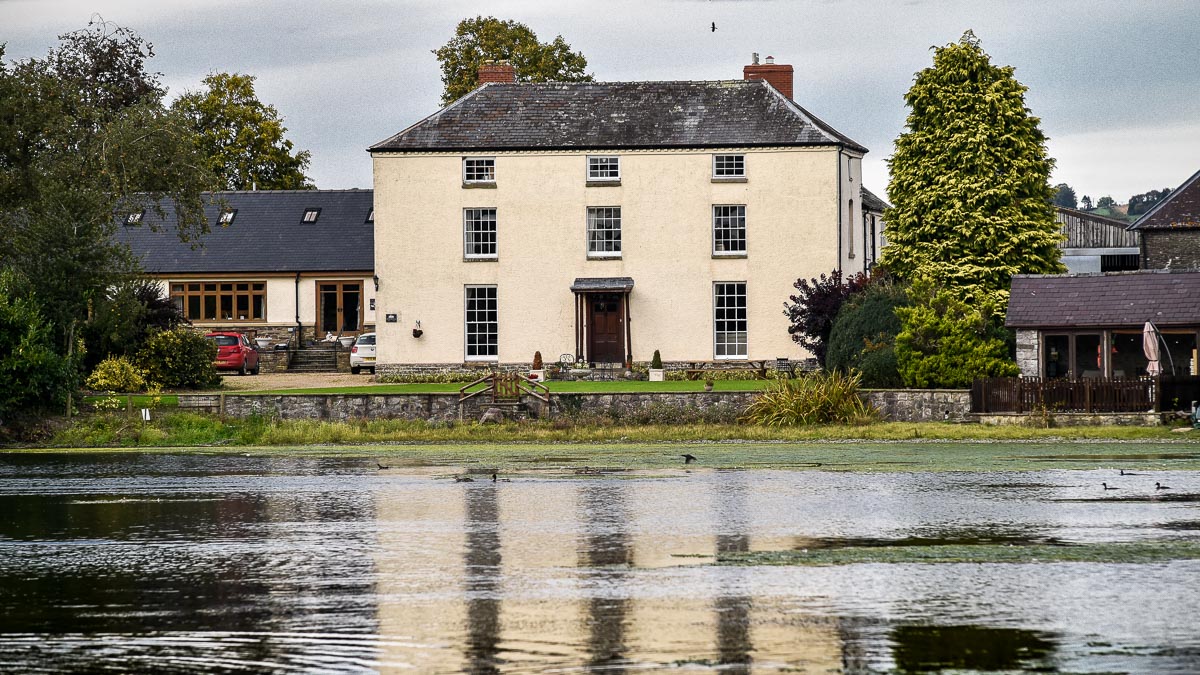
<box><xmin>588</xmin><ymin>293</ymin><xmax>624</xmax><ymax>364</ymax></box>
<box><xmin>317</xmin><ymin>281</ymin><xmax>362</xmax><ymax>336</ymax></box>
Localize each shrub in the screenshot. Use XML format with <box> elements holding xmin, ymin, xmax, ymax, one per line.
<box><xmin>894</xmin><ymin>278</ymin><xmax>1019</xmax><ymax>388</ymax></box>
<box><xmin>827</xmin><ymin>280</ymin><xmax>908</xmax><ymax>387</ymax></box>
<box><xmin>532</xmin><ymin>351</ymin><xmax>543</xmax><ymax>369</ymax></box>
<box><xmin>83</xmin><ymin>277</ymin><xmax>188</xmax><ymax>371</ymax></box>
<box><xmin>650</xmin><ymin>349</ymin><xmax>663</xmax><ymax>369</ymax></box>
<box><xmin>86</xmin><ymin>355</ymin><xmax>147</xmax><ymax>393</ymax></box>
<box><xmin>0</xmin><ymin>271</ymin><xmax>75</xmax><ymax>420</ymax></box>
<box><xmin>784</xmin><ymin>269</ymin><xmax>868</xmax><ymax>367</ymax></box>
<box><xmin>742</xmin><ymin>370</ymin><xmax>878</xmax><ymax>426</ymax></box>
<box><xmin>137</xmin><ymin>329</ymin><xmax>218</xmax><ymax>389</ymax></box>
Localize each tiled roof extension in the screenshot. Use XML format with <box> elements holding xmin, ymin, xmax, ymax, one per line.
<box><xmin>114</xmin><ymin>190</ymin><xmax>374</xmax><ymax>274</ymax></box>
<box><xmin>861</xmin><ymin>186</ymin><xmax>889</xmax><ymax>213</ymax></box>
<box><xmin>1006</xmin><ymin>271</ymin><xmax>1200</xmax><ymax>329</ymax></box>
<box><xmin>370</xmin><ymin>80</ymin><xmax>866</xmax><ymax>154</ymax></box>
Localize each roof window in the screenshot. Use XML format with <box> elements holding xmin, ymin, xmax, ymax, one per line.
<box><xmin>125</xmin><ymin>210</ymin><xmax>144</xmax><ymax>225</ymax></box>
<box><xmin>366</xmin><ymin>208</ymin><xmax>374</xmax><ymax>223</ymax></box>
<box><xmin>302</xmin><ymin>208</ymin><xmax>321</xmax><ymax>223</ymax></box>
<box><xmin>218</xmin><ymin>209</ymin><xmax>237</xmax><ymax>225</ymax></box>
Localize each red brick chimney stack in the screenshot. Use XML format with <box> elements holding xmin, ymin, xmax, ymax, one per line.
<box><xmin>478</xmin><ymin>60</ymin><xmax>517</xmax><ymax>85</ymax></box>
<box><xmin>743</xmin><ymin>53</ymin><xmax>793</xmax><ymax>100</ymax></box>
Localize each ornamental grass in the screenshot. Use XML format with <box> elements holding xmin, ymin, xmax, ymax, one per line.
<box><xmin>742</xmin><ymin>370</ymin><xmax>878</xmax><ymax>426</ymax></box>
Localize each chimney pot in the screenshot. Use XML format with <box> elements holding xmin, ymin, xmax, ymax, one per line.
<box><xmin>751</xmin><ymin>52</ymin><xmax>759</xmax><ymax>65</ymax></box>
<box><xmin>765</xmin><ymin>55</ymin><xmax>775</xmax><ymax>64</ymax></box>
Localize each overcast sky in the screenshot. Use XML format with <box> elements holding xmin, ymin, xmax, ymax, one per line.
<box><xmin>4</xmin><ymin>0</ymin><xmax>1198</xmax><ymax>202</ymax></box>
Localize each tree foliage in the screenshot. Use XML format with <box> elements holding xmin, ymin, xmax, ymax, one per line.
<box><xmin>1128</xmin><ymin>188</ymin><xmax>1172</xmax><ymax>217</ymax></box>
<box><xmin>894</xmin><ymin>278</ymin><xmax>1018</xmax><ymax>388</ymax></box>
<box><xmin>881</xmin><ymin>31</ymin><xmax>1064</xmax><ymax>308</ymax></box>
<box><xmin>83</xmin><ymin>278</ymin><xmax>188</xmax><ymax>371</ymax></box>
<box><xmin>0</xmin><ymin>20</ymin><xmax>216</xmax><ymax>417</ymax></box>
<box><xmin>827</xmin><ymin>278</ymin><xmax>909</xmax><ymax>387</ymax></box>
<box><xmin>172</xmin><ymin>72</ymin><xmax>313</xmax><ymax>190</ymax></box>
<box><xmin>1080</xmin><ymin>195</ymin><xmax>1093</xmax><ymax>210</ymax></box>
<box><xmin>0</xmin><ymin>271</ymin><xmax>74</xmax><ymax>421</ymax></box>
<box><xmin>433</xmin><ymin>16</ymin><xmax>592</xmax><ymax>104</ymax></box>
<box><xmin>137</xmin><ymin>328</ymin><xmax>218</xmax><ymax>389</ymax></box>
<box><xmin>1096</xmin><ymin>196</ymin><xmax>1115</xmax><ymax>208</ymax></box>
<box><xmin>784</xmin><ymin>269</ymin><xmax>868</xmax><ymax>367</ymax></box>
<box><xmin>1052</xmin><ymin>183</ymin><xmax>1077</xmax><ymax>209</ymax></box>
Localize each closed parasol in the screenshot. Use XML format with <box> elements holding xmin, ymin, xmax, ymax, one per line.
<box><xmin>1143</xmin><ymin>321</ymin><xmax>1162</xmax><ymax>376</ymax></box>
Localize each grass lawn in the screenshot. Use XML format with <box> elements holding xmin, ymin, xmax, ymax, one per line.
<box><xmin>82</xmin><ymin>394</ymin><xmax>180</xmax><ymax>408</ymax></box>
<box><xmin>228</xmin><ymin>379</ymin><xmax>773</xmax><ymax>395</ymax></box>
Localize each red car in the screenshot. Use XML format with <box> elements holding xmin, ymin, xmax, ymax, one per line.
<box><xmin>205</xmin><ymin>332</ymin><xmax>260</xmax><ymax>375</ymax></box>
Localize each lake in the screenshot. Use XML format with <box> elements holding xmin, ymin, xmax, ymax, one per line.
<box><xmin>2</xmin><ymin>449</ymin><xmax>1199</xmax><ymax>673</ymax></box>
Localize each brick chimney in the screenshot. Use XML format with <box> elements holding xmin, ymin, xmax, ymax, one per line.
<box><xmin>478</xmin><ymin>60</ymin><xmax>517</xmax><ymax>85</ymax></box>
<box><xmin>743</xmin><ymin>53</ymin><xmax>793</xmax><ymax>100</ymax></box>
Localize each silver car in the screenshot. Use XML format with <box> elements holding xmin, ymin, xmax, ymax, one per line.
<box><xmin>350</xmin><ymin>332</ymin><xmax>376</xmax><ymax>374</ymax></box>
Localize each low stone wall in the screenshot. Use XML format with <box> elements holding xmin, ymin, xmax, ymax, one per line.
<box><xmin>863</xmin><ymin>389</ymin><xmax>972</xmax><ymax>423</ymax></box>
<box><xmin>177</xmin><ymin>388</ymin><xmax>971</xmax><ymax>423</ymax></box>
<box><xmin>256</xmin><ymin>350</ymin><xmax>290</xmax><ymax>374</ymax></box>
<box><xmin>974</xmin><ymin>412</ymin><xmax>1162</xmax><ymax>427</ymax></box>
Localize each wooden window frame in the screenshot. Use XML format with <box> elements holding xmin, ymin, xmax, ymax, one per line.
<box><xmin>171</xmin><ymin>281</ymin><xmax>266</xmax><ymax>323</ymax></box>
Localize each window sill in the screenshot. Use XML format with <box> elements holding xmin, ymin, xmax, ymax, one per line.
<box><xmin>714</xmin><ymin>356</ymin><xmax>749</xmax><ymax>361</ymax></box>
<box><xmin>587</xmin><ymin>253</ymin><xmax>623</xmax><ymax>261</ymax></box>
<box><xmin>712</xmin><ymin>253</ymin><xmax>747</xmax><ymax>259</ymax></box>
<box><xmin>462</xmin><ymin>181</ymin><xmax>497</xmax><ymax>189</ymax></box>
<box><xmin>586</xmin><ymin>179</ymin><xmax>621</xmax><ymax>187</ymax></box>
<box><xmin>711</xmin><ymin>177</ymin><xmax>748</xmax><ymax>184</ymax></box>
<box><xmin>463</xmin><ymin>256</ymin><xmax>498</xmax><ymax>262</ymax></box>
<box><xmin>465</xmin><ymin>357</ymin><xmax>499</xmax><ymax>363</ymax></box>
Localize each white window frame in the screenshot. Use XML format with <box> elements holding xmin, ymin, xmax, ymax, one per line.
<box><xmin>463</xmin><ymin>208</ymin><xmax>498</xmax><ymax>259</ymax></box>
<box><xmin>463</xmin><ymin>157</ymin><xmax>496</xmax><ymax>183</ymax></box>
<box><xmin>464</xmin><ymin>285</ymin><xmax>498</xmax><ymax>361</ymax></box>
<box><xmin>714</xmin><ymin>282</ymin><xmax>748</xmax><ymax>360</ymax></box>
<box><xmin>302</xmin><ymin>208</ymin><xmax>320</xmax><ymax>223</ymax></box>
<box><xmin>712</xmin><ymin>154</ymin><xmax>746</xmax><ymax>178</ymax></box>
<box><xmin>586</xmin><ymin>206</ymin><xmax>622</xmax><ymax>258</ymax></box>
<box><xmin>587</xmin><ymin>155</ymin><xmax>620</xmax><ymax>181</ymax></box>
<box><xmin>712</xmin><ymin>204</ymin><xmax>746</xmax><ymax>256</ymax></box>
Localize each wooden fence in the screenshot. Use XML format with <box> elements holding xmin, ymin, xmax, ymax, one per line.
<box><xmin>971</xmin><ymin>377</ymin><xmax>1156</xmax><ymax>414</ymax></box>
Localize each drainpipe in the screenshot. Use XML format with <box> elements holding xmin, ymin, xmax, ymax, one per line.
<box><xmin>836</xmin><ymin>149</ymin><xmax>843</xmax><ymax>272</ymax></box>
<box><xmin>294</xmin><ymin>272</ymin><xmax>302</xmax><ymax>348</ymax></box>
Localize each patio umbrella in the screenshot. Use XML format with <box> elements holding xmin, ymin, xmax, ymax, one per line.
<box><xmin>1143</xmin><ymin>321</ymin><xmax>1162</xmax><ymax>376</ymax></box>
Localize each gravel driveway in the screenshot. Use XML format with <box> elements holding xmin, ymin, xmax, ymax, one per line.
<box><xmin>211</xmin><ymin>371</ymin><xmax>379</xmax><ymax>392</ymax></box>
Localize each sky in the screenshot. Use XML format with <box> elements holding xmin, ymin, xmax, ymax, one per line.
<box><xmin>4</xmin><ymin>0</ymin><xmax>1199</xmax><ymax>203</ymax></box>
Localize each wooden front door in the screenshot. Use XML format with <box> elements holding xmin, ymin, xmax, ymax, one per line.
<box><xmin>588</xmin><ymin>293</ymin><xmax>624</xmax><ymax>364</ymax></box>
<box><xmin>317</xmin><ymin>281</ymin><xmax>362</xmax><ymax>335</ymax></box>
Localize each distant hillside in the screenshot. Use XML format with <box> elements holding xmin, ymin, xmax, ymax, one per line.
<box><xmin>1084</xmin><ymin>205</ymin><xmax>1138</xmax><ymax>224</ymax></box>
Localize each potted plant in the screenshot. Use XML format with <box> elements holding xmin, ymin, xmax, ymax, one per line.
<box><xmin>704</xmin><ymin>377</ymin><xmax>714</xmax><ymax>392</ymax></box>
<box><xmin>254</xmin><ymin>336</ymin><xmax>273</xmax><ymax>350</ymax></box>
<box><xmin>649</xmin><ymin>349</ymin><xmax>665</xmax><ymax>382</ymax></box>
<box><xmin>529</xmin><ymin>351</ymin><xmax>544</xmax><ymax>381</ymax></box>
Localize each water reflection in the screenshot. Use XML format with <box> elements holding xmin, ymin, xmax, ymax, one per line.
<box><xmin>579</xmin><ymin>484</ymin><xmax>631</xmax><ymax>670</ymax></box>
<box><xmin>463</xmin><ymin>484</ymin><xmax>502</xmax><ymax>673</ymax></box>
<box><xmin>2</xmin><ymin>455</ymin><xmax>1200</xmax><ymax>673</ymax></box>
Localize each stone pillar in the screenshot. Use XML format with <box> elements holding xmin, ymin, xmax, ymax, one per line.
<box><xmin>1015</xmin><ymin>329</ymin><xmax>1040</xmax><ymax>377</ymax></box>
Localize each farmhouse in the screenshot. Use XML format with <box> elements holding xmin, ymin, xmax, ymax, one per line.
<box><xmin>369</xmin><ymin>56</ymin><xmax>876</xmax><ymax>376</ymax></box>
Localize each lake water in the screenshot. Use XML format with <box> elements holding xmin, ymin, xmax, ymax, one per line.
<box><xmin>2</xmin><ymin>451</ymin><xmax>1199</xmax><ymax>673</ymax></box>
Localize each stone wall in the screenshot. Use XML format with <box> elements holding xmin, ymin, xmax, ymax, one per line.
<box><xmin>256</xmin><ymin>349</ymin><xmax>291</xmax><ymax>374</ymax></box>
<box><xmin>177</xmin><ymin>388</ymin><xmax>972</xmax><ymax>423</ymax></box>
<box><xmin>1142</xmin><ymin>230</ymin><xmax>1200</xmax><ymax>271</ymax></box>
<box><xmin>1015</xmin><ymin>330</ymin><xmax>1039</xmax><ymax>377</ymax></box>
<box><xmin>863</xmin><ymin>389</ymin><xmax>972</xmax><ymax>423</ymax></box>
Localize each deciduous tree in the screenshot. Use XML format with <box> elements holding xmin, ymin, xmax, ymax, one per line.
<box><xmin>172</xmin><ymin>72</ymin><xmax>313</xmax><ymax>190</ymax></box>
<box><xmin>434</xmin><ymin>16</ymin><xmax>592</xmax><ymax>105</ymax></box>
<box><xmin>1052</xmin><ymin>183</ymin><xmax>1077</xmax><ymax>209</ymax></box>
<box><xmin>881</xmin><ymin>31</ymin><xmax>1064</xmax><ymax>308</ymax></box>
<box><xmin>783</xmin><ymin>269</ymin><xmax>868</xmax><ymax>367</ymax></box>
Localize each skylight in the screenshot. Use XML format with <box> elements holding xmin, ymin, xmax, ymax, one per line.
<box><xmin>302</xmin><ymin>208</ymin><xmax>320</xmax><ymax>223</ymax></box>
<box><xmin>219</xmin><ymin>209</ymin><xmax>237</xmax><ymax>225</ymax></box>
<box><xmin>366</xmin><ymin>208</ymin><xmax>374</xmax><ymax>223</ymax></box>
<box><xmin>125</xmin><ymin>211</ymin><xmax>144</xmax><ymax>225</ymax></box>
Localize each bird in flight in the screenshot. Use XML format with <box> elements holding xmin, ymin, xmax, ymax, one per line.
<box><xmin>682</xmin><ymin>453</ymin><xmax>698</xmax><ymax>464</ymax></box>
<box><xmin>711</xmin><ymin>22</ymin><xmax>717</xmax><ymax>32</ymax></box>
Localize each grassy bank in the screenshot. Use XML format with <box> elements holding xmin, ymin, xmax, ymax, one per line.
<box><xmin>28</xmin><ymin>410</ymin><xmax>1199</xmax><ymax>449</ymax></box>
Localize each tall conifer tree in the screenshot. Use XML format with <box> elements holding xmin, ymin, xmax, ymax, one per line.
<box><xmin>881</xmin><ymin>31</ymin><xmax>1064</xmax><ymax>308</ymax></box>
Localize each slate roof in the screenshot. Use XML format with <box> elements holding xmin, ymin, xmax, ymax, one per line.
<box><xmin>1006</xmin><ymin>271</ymin><xmax>1200</xmax><ymax>329</ymax></box>
<box><xmin>1129</xmin><ymin>169</ymin><xmax>1200</xmax><ymax>231</ymax></box>
<box><xmin>571</xmin><ymin>277</ymin><xmax>635</xmax><ymax>292</ymax></box>
<box><xmin>860</xmin><ymin>186</ymin><xmax>889</xmax><ymax>213</ymax></box>
<box><xmin>114</xmin><ymin>190</ymin><xmax>374</xmax><ymax>274</ymax></box>
<box><xmin>370</xmin><ymin>80</ymin><xmax>867</xmax><ymax>154</ymax></box>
